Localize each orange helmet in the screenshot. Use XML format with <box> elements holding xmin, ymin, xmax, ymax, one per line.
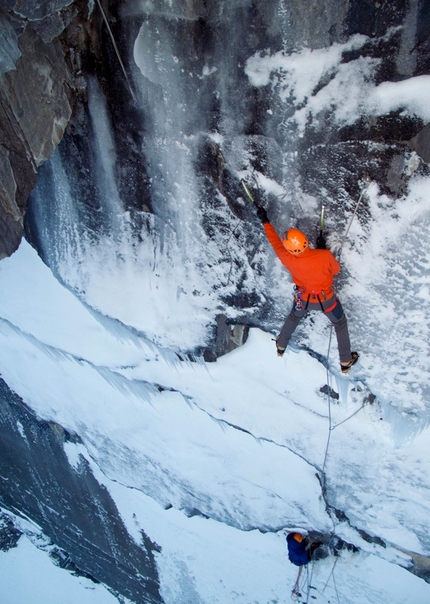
<box><xmin>293</xmin><ymin>533</ymin><xmax>304</xmax><ymax>542</ymax></box>
<box><xmin>282</xmin><ymin>228</ymin><xmax>308</xmax><ymax>256</ymax></box>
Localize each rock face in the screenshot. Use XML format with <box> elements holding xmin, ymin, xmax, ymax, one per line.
<box><xmin>0</xmin><ymin>1</ymin><xmax>84</xmax><ymax>259</ymax></box>
<box><xmin>23</xmin><ymin>0</ymin><xmax>430</xmax><ymax>357</ymax></box>
<box><xmin>0</xmin><ymin>0</ymin><xmax>429</xmax><ymax>266</ymax></box>
<box><xmin>0</xmin><ymin>511</ymin><xmax>21</xmax><ymax>551</ymax></box>
<box><xmin>203</xmin><ymin>314</ymin><xmax>250</xmax><ymax>362</ymax></box>
<box><xmin>0</xmin><ymin>377</ymin><xmax>162</xmax><ymax>603</ymax></box>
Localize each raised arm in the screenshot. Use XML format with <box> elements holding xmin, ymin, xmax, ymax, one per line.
<box><xmin>256</xmin><ymin>206</ymin><xmax>293</xmax><ymax>266</ymax></box>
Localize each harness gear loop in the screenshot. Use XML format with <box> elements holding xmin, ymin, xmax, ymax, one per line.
<box><xmin>294</xmin><ymin>285</ymin><xmax>305</xmax><ymax>311</ymax></box>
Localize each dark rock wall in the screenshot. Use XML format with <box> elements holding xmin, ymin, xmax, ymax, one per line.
<box><xmin>294</xmin><ymin>0</ymin><xmax>430</xmax><ymax>211</ymax></box>
<box><xmin>0</xmin><ymin>376</ymin><xmax>162</xmax><ymax>603</ymax></box>
<box><xmin>0</xmin><ymin>510</ymin><xmax>21</xmax><ymax>551</ymax></box>
<box><xmin>0</xmin><ymin>0</ymin><xmax>89</xmax><ymax>259</ymax></box>
<box><xmin>0</xmin><ymin>0</ymin><xmax>429</xmax><ymax>260</ymax></box>
<box><xmin>23</xmin><ymin>0</ymin><xmax>430</xmax><ymax>344</ymax></box>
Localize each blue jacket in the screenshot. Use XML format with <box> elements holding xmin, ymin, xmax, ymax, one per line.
<box><xmin>286</xmin><ymin>533</ymin><xmax>309</xmax><ymax>566</ymax></box>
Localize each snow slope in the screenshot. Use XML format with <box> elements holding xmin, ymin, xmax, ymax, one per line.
<box><xmin>1</xmin><ymin>239</ymin><xmax>430</xmax><ymax>603</ymax></box>
<box><xmin>0</xmin><ymin>519</ymin><xmax>118</xmax><ymax>604</ymax></box>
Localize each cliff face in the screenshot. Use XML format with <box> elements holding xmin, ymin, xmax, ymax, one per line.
<box><xmin>1</xmin><ymin>2</ymin><xmax>430</xmax><ymax>602</ymax></box>
<box><xmin>0</xmin><ymin>377</ymin><xmax>162</xmax><ymax>603</ymax></box>
<box><xmin>0</xmin><ymin>0</ymin><xmax>87</xmax><ymax>259</ymax></box>
<box><xmin>1</xmin><ymin>0</ymin><xmax>429</xmax><ymax>274</ymax></box>
<box><xmin>21</xmin><ymin>0</ymin><xmax>430</xmax><ymax>357</ymax></box>
<box><xmin>1</xmin><ymin>0</ymin><xmax>428</xmax><ymax>264</ymax></box>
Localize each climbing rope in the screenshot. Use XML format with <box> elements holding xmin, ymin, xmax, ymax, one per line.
<box><xmin>95</xmin><ymin>0</ymin><xmax>137</xmax><ymax>104</ymax></box>
<box><xmin>336</xmin><ymin>177</ymin><xmax>371</xmax><ymax>259</ymax></box>
<box><xmin>290</xmin><ymin>560</ymin><xmax>320</xmax><ymax>604</ymax></box>
<box><xmin>315</xmin><ymin>181</ymin><xmax>370</xmax><ymax>601</ymax></box>
<box><xmin>291</xmin><ymin>562</ymin><xmax>312</xmax><ymax>603</ymax></box>
<box><xmin>321</xmin><ymin>178</ymin><xmax>370</xmax><ymax>481</ymax></box>
<box><xmin>321</xmin><ymin>326</ymin><xmax>335</xmax><ymax>481</ymax></box>
<box><xmin>304</xmin><ymin>560</ymin><xmax>315</xmax><ymax>604</ymax></box>
<box><xmin>322</xmin><ymin>557</ymin><xmax>341</xmax><ymax>600</ymax></box>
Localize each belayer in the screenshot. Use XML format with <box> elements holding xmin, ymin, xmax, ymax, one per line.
<box><xmin>286</xmin><ymin>532</ymin><xmax>323</xmax><ymax>595</ymax></box>
<box><xmin>286</xmin><ymin>532</ymin><xmax>312</xmax><ymax>566</ymax></box>
<box><xmin>256</xmin><ymin>206</ymin><xmax>358</xmax><ymax>374</ymax></box>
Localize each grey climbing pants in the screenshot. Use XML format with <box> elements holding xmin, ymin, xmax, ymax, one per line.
<box><xmin>277</xmin><ymin>296</ymin><xmax>352</xmax><ymax>363</ymax></box>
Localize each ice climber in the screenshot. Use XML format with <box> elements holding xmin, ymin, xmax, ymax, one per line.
<box><xmin>256</xmin><ymin>206</ymin><xmax>358</xmax><ymax>374</ymax></box>
<box><xmin>287</xmin><ymin>532</ymin><xmax>324</xmax><ymax>596</ymax></box>
<box><xmin>286</xmin><ymin>532</ymin><xmax>311</xmax><ymax>566</ymax></box>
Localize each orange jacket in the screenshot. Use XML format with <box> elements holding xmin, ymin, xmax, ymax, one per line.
<box><xmin>264</xmin><ymin>223</ymin><xmax>340</xmax><ymax>292</ymax></box>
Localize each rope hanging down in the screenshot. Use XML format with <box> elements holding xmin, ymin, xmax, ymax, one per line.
<box><xmin>337</xmin><ymin>176</ymin><xmax>371</xmax><ymax>257</ymax></box>
<box><xmin>321</xmin><ymin>178</ymin><xmax>371</xmax><ymax>484</ymax></box>
<box><xmin>291</xmin><ymin>563</ymin><xmax>311</xmax><ymax>603</ymax></box>
<box><xmin>95</xmin><ymin>0</ymin><xmax>137</xmax><ymax>104</ymax></box>
<box><xmin>311</xmin><ymin>183</ymin><xmax>370</xmax><ymax>604</ymax></box>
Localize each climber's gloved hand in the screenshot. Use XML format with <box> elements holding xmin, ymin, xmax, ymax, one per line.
<box><xmin>316</xmin><ymin>233</ymin><xmax>327</xmax><ymax>249</ymax></box>
<box><xmin>256</xmin><ymin>206</ymin><xmax>269</xmax><ymax>224</ymax></box>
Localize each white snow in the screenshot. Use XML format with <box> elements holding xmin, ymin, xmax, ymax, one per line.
<box><xmin>0</xmin><ymin>533</ymin><xmax>118</xmax><ymax>604</ymax></box>
<box><xmin>1</xmin><ymin>238</ymin><xmax>430</xmax><ymax>603</ymax></box>
<box><xmin>246</xmin><ymin>33</ymin><xmax>430</xmax><ymax>131</ymax></box>
<box><xmin>370</xmin><ymin>75</ymin><xmax>430</xmax><ymax>122</ymax></box>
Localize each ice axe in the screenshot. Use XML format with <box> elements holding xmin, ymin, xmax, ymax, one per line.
<box><xmin>316</xmin><ymin>204</ymin><xmax>326</xmax><ymax>249</ymax></box>
<box><xmin>241</xmin><ymin>179</ymin><xmax>255</xmax><ymax>203</ymax></box>
<box><xmin>241</xmin><ymin>179</ymin><xmax>269</xmax><ymax>223</ymax></box>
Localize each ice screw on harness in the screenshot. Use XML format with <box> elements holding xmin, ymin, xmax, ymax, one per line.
<box><xmin>294</xmin><ymin>286</ymin><xmax>304</xmax><ymax>311</ymax></box>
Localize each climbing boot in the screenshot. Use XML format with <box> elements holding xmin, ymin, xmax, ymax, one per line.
<box><xmin>340</xmin><ymin>351</ymin><xmax>359</xmax><ymax>374</ymax></box>
<box><xmin>276</xmin><ymin>336</ymin><xmax>286</xmax><ymax>357</ymax></box>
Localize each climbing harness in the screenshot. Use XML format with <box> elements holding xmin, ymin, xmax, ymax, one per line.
<box><xmin>305</xmin><ymin>291</ymin><xmax>324</xmax><ymax>312</ymax></box>
<box><xmin>95</xmin><ymin>0</ymin><xmax>138</xmax><ymax>104</ymax></box>
<box><xmin>293</xmin><ymin>286</ymin><xmax>337</xmax><ymax>313</ymax></box>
